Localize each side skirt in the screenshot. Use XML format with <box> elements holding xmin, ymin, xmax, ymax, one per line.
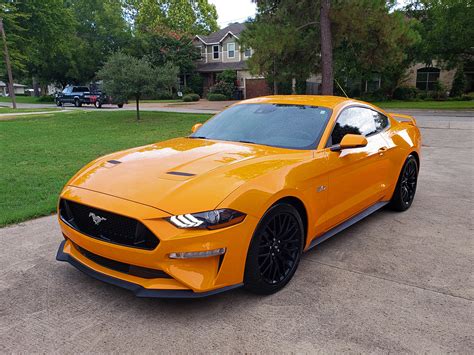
<box><xmin>307</xmin><ymin>201</ymin><xmax>389</xmax><ymax>251</ymax></box>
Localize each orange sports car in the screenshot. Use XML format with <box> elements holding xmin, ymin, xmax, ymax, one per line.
<box><xmin>56</xmin><ymin>95</ymin><xmax>421</xmax><ymax>297</ymax></box>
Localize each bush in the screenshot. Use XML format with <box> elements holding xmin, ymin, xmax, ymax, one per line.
<box><xmin>208</xmin><ymin>81</ymin><xmax>234</xmax><ymax>99</ymax></box>
<box><xmin>450</xmin><ymin>67</ymin><xmax>467</xmax><ymax>97</ymax></box>
<box><xmin>182</xmin><ymin>93</ymin><xmax>200</xmax><ymax>102</ymax></box>
<box><xmin>207</xmin><ymin>93</ymin><xmax>227</xmax><ymax>101</ymax></box>
<box><xmin>216</xmin><ymin>70</ymin><xmax>237</xmax><ymax>84</ymax></box>
<box><xmin>393</xmin><ymin>86</ymin><xmax>418</xmax><ymax>100</ymax></box>
<box><xmin>431</xmin><ymin>81</ymin><xmax>448</xmax><ymax>100</ymax></box>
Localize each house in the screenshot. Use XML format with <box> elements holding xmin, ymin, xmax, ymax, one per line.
<box><xmin>193</xmin><ymin>23</ymin><xmax>272</xmax><ymax>99</ymax></box>
<box><xmin>0</xmin><ymin>81</ymin><xmax>28</xmax><ymax>96</ymax></box>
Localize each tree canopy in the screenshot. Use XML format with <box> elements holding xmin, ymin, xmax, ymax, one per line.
<box><xmin>242</xmin><ymin>0</ymin><xmax>421</xmax><ymax>95</ymax></box>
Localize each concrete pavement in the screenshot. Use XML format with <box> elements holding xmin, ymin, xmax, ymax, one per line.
<box><xmin>0</xmin><ymin>111</ymin><xmax>473</xmax><ymax>352</ymax></box>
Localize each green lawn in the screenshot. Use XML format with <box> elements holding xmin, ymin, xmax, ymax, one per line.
<box><xmin>0</xmin><ymin>107</ymin><xmax>60</xmax><ymax>114</ymax></box>
<box><xmin>0</xmin><ymin>110</ymin><xmax>211</xmax><ymax>227</ymax></box>
<box><xmin>374</xmin><ymin>100</ymin><xmax>474</xmax><ymax>110</ymax></box>
<box><xmin>0</xmin><ymin>96</ymin><xmax>54</xmax><ymax>104</ymax></box>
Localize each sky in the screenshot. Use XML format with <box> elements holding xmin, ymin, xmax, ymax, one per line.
<box><xmin>209</xmin><ymin>0</ymin><xmax>257</xmax><ymax>28</ymax></box>
<box><xmin>208</xmin><ymin>1</ymin><xmax>409</xmax><ymax>28</ymax></box>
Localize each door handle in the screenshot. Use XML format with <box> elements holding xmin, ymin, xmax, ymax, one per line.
<box><xmin>378</xmin><ymin>146</ymin><xmax>388</xmax><ymax>156</ymax></box>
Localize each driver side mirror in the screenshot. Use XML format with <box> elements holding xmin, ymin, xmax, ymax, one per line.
<box><xmin>330</xmin><ymin>134</ymin><xmax>368</xmax><ymax>152</ymax></box>
<box><xmin>191</xmin><ymin>123</ymin><xmax>203</xmax><ymax>133</ymax></box>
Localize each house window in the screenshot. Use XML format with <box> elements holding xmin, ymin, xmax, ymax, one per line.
<box><xmin>195</xmin><ymin>46</ymin><xmax>203</xmax><ymax>61</ymax></box>
<box><xmin>244</xmin><ymin>48</ymin><xmax>252</xmax><ymax>58</ymax></box>
<box><xmin>416</xmin><ymin>67</ymin><xmax>440</xmax><ymax>91</ymax></box>
<box><xmin>213</xmin><ymin>45</ymin><xmax>219</xmax><ymax>59</ymax></box>
<box><xmin>227</xmin><ymin>43</ymin><xmax>235</xmax><ymax>58</ymax></box>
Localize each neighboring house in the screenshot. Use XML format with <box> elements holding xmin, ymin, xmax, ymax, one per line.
<box><xmin>0</xmin><ymin>81</ymin><xmax>28</xmax><ymax>96</ymax></box>
<box><xmin>193</xmin><ymin>23</ymin><xmax>272</xmax><ymax>99</ymax></box>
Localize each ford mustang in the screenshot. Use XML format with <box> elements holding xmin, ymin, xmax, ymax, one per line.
<box><xmin>56</xmin><ymin>95</ymin><xmax>421</xmax><ymax>297</ymax></box>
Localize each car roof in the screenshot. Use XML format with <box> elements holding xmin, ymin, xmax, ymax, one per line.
<box><xmin>239</xmin><ymin>95</ymin><xmax>357</xmax><ymax>109</ymax></box>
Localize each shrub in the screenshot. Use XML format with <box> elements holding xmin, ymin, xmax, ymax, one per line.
<box><xmin>431</xmin><ymin>81</ymin><xmax>448</xmax><ymax>100</ymax></box>
<box><xmin>182</xmin><ymin>93</ymin><xmax>200</xmax><ymax>102</ymax></box>
<box><xmin>393</xmin><ymin>86</ymin><xmax>418</xmax><ymax>100</ymax></box>
<box><xmin>207</xmin><ymin>93</ymin><xmax>227</xmax><ymax>101</ymax></box>
<box><xmin>216</xmin><ymin>70</ymin><xmax>237</xmax><ymax>84</ymax></box>
<box><xmin>208</xmin><ymin>81</ymin><xmax>234</xmax><ymax>99</ymax></box>
<box><xmin>450</xmin><ymin>67</ymin><xmax>467</xmax><ymax>97</ymax></box>
<box><xmin>189</xmin><ymin>93</ymin><xmax>200</xmax><ymax>101</ymax></box>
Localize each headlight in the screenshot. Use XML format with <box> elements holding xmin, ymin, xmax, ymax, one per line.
<box><xmin>167</xmin><ymin>209</ymin><xmax>246</xmax><ymax>230</ymax></box>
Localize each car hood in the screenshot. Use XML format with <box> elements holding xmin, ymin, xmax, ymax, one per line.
<box><xmin>67</xmin><ymin>138</ymin><xmax>308</xmax><ymax>215</ymax></box>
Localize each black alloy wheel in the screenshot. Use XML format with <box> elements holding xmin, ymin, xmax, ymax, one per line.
<box><xmin>390</xmin><ymin>155</ymin><xmax>419</xmax><ymax>211</ymax></box>
<box><xmin>244</xmin><ymin>203</ymin><xmax>304</xmax><ymax>294</ymax></box>
<box><xmin>74</xmin><ymin>98</ymin><xmax>81</xmax><ymax>107</ymax></box>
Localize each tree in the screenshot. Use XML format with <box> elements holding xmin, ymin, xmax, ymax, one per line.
<box><xmin>131</xmin><ymin>29</ymin><xmax>201</xmax><ymax>82</ymax></box>
<box><xmin>241</xmin><ymin>1</ymin><xmax>320</xmax><ymax>94</ymax></box>
<box><xmin>128</xmin><ymin>0</ymin><xmax>218</xmax><ymax>34</ymax></box>
<box><xmin>320</xmin><ymin>0</ymin><xmax>333</xmax><ymax>95</ymax></box>
<box><xmin>98</xmin><ymin>52</ymin><xmax>159</xmax><ymax>121</ymax></box>
<box><xmin>244</xmin><ymin>0</ymin><xmax>420</xmax><ymax>96</ymax></box>
<box><xmin>406</xmin><ymin>0</ymin><xmax>474</xmax><ymax>68</ymax></box>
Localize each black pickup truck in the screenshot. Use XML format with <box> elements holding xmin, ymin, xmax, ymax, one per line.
<box><xmin>55</xmin><ymin>86</ymin><xmax>125</xmax><ymax>108</ymax></box>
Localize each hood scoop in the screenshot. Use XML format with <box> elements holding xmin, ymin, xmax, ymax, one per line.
<box><xmin>166</xmin><ymin>171</ymin><xmax>196</xmax><ymax>177</ymax></box>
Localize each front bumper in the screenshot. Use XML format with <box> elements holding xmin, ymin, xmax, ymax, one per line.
<box><xmin>56</xmin><ymin>240</ymin><xmax>242</xmax><ymax>298</ymax></box>
<box><xmin>57</xmin><ymin>186</ymin><xmax>258</xmax><ymax>297</ymax></box>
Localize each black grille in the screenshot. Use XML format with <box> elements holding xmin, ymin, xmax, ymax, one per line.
<box><xmin>59</xmin><ymin>199</ymin><xmax>159</xmax><ymax>250</ymax></box>
<box><xmin>75</xmin><ymin>244</ymin><xmax>171</xmax><ymax>279</ymax></box>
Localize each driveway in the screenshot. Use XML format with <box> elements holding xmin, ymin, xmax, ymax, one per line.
<box><xmin>0</xmin><ymin>111</ymin><xmax>472</xmax><ymax>352</ymax></box>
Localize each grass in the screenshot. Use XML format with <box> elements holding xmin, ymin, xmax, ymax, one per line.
<box><xmin>0</xmin><ymin>110</ymin><xmax>211</xmax><ymax>227</ymax></box>
<box><xmin>0</xmin><ymin>107</ymin><xmax>60</xmax><ymax>114</ymax></box>
<box><xmin>0</xmin><ymin>96</ymin><xmax>54</xmax><ymax>104</ymax></box>
<box><xmin>373</xmin><ymin>100</ymin><xmax>474</xmax><ymax>110</ymax></box>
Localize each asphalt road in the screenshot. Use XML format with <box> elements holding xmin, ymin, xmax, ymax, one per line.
<box><xmin>0</xmin><ymin>111</ymin><xmax>473</xmax><ymax>352</ymax></box>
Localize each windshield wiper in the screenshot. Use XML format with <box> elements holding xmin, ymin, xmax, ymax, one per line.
<box><xmin>188</xmin><ymin>136</ymin><xmax>207</xmax><ymax>139</ymax></box>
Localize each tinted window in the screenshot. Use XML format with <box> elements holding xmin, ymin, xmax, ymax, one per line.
<box><xmin>191</xmin><ymin>104</ymin><xmax>331</xmax><ymax>150</ymax></box>
<box><xmin>330</xmin><ymin>107</ymin><xmax>388</xmax><ymax>145</ymax></box>
<box><xmin>73</xmin><ymin>87</ymin><xmax>89</xmax><ymax>92</ymax></box>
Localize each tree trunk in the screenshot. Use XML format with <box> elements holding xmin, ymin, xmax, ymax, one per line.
<box><xmin>320</xmin><ymin>0</ymin><xmax>334</xmax><ymax>95</ymax></box>
<box><xmin>291</xmin><ymin>78</ymin><xmax>297</xmax><ymax>94</ymax></box>
<box><xmin>135</xmin><ymin>96</ymin><xmax>140</xmax><ymax>121</ymax></box>
<box><xmin>33</xmin><ymin>77</ymin><xmax>40</xmax><ymax>97</ymax></box>
<box><xmin>0</xmin><ymin>18</ymin><xmax>17</xmax><ymax>109</ymax></box>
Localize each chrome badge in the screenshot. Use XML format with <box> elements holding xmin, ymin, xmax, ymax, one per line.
<box><xmin>89</xmin><ymin>212</ymin><xmax>107</xmax><ymax>225</ymax></box>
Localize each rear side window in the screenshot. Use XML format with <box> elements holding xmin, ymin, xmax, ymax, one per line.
<box><xmin>73</xmin><ymin>87</ymin><xmax>89</xmax><ymax>92</ymax></box>
<box><xmin>330</xmin><ymin>107</ymin><xmax>389</xmax><ymax>145</ymax></box>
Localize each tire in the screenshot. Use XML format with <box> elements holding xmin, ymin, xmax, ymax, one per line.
<box><xmin>94</xmin><ymin>100</ymin><xmax>102</xmax><ymax>109</ymax></box>
<box><xmin>117</xmin><ymin>104</ymin><xmax>123</xmax><ymax>108</ymax></box>
<box><xmin>390</xmin><ymin>154</ymin><xmax>419</xmax><ymax>211</ymax></box>
<box><xmin>55</xmin><ymin>99</ymin><xmax>62</xmax><ymax>107</ymax></box>
<box><xmin>74</xmin><ymin>98</ymin><xmax>82</xmax><ymax>107</ymax></box>
<box><xmin>244</xmin><ymin>203</ymin><xmax>304</xmax><ymax>295</ymax></box>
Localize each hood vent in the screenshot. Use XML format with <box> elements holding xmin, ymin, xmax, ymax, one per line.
<box><xmin>166</xmin><ymin>171</ymin><xmax>196</xmax><ymax>177</ymax></box>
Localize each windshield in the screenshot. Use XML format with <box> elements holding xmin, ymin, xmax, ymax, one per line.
<box><xmin>190</xmin><ymin>104</ymin><xmax>332</xmax><ymax>150</ymax></box>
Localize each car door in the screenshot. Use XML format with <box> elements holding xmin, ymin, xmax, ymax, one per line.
<box><xmin>61</xmin><ymin>87</ymin><xmax>72</xmax><ymax>103</ymax></box>
<box><xmin>322</xmin><ymin>106</ymin><xmax>391</xmax><ymax>230</ymax></box>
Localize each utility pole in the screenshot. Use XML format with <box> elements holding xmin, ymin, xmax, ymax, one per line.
<box><xmin>0</xmin><ymin>18</ymin><xmax>17</xmax><ymax>109</ymax></box>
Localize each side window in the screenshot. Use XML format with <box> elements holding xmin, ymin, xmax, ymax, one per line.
<box><xmin>330</xmin><ymin>107</ymin><xmax>386</xmax><ymax>146</ymax></box>
<box><xmin>373</xmin><ymin>111</ymin><xmax>389</xmax><ymax>132</ymax></box>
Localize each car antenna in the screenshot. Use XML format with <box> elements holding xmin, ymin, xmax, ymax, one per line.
<box><xmin>334</xmin><ymin>79</ymin><xmax>349</xmax><ymax>98</ymax></box>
